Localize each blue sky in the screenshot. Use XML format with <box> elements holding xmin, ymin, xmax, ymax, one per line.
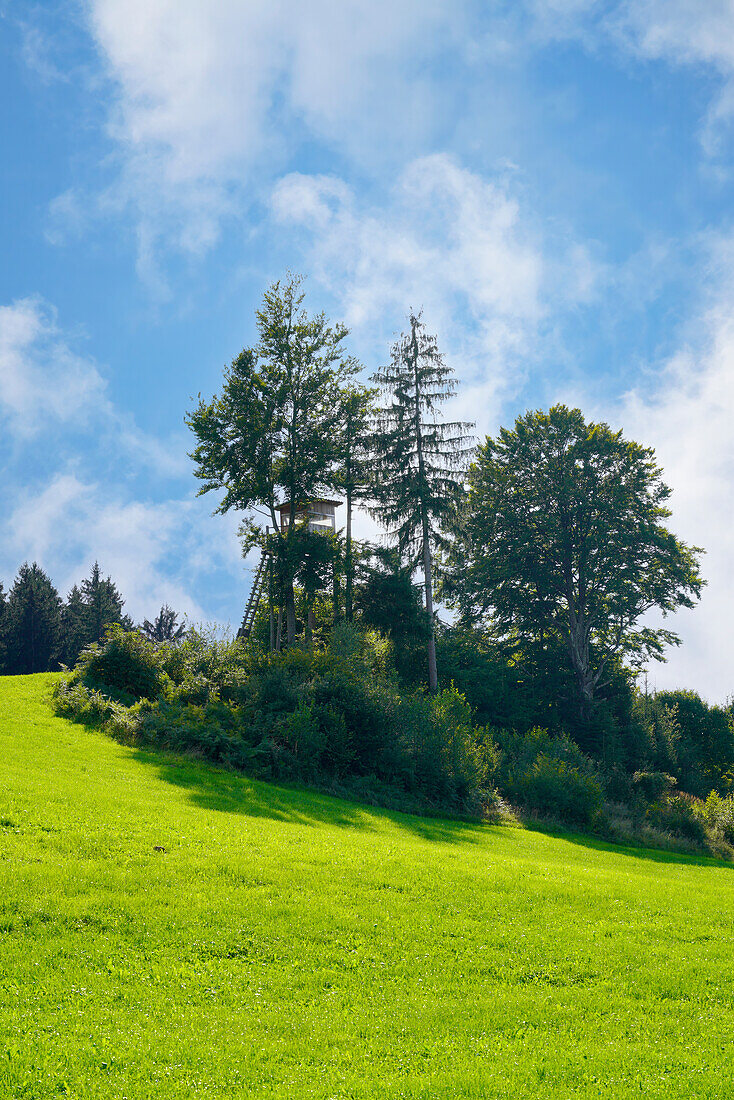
<box><xmin>2</xmin><ymin>0</ymin><xmax>734</xmax><ymax>699</ymax></box>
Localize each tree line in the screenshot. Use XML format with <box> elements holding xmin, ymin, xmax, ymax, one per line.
<box><xmin>188</xmin><ymin>273</ymin><xmax>703</xmax><ymax>709</ymax></box>
<box><xmin>0</xmin><ymin>561</ymin><xmax>184</xmax><ymax>675</ymax></box>
<box><xmin>184</xmin><ymin>272</ymin><xmax>734</xmax><ymax>801</ymax></box>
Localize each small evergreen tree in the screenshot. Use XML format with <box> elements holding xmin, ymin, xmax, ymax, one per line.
<box><xmin>80</xmin><ymin>562</ymin><xmax>131</xmax><ymax>645</ymax></box>
<box><xmin>370</xmin><ymin>313</ymin><xmax>474</xmax><ymax>690</ymax></box>
<box><xmin>4</xmin><ymin>562</ymin><xmax>62</xmax><ymax>674</ymax></box>
<box><xmin>140</xmin><ymin>605</ymin><xmax>186</xmax><ymax>643</ymax></box>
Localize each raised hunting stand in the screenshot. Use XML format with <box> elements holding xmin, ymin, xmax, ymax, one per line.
<box><xmin>237</xmin><ymin>500</ymin><xmax>342</xmax><ymax>647</ymax></box>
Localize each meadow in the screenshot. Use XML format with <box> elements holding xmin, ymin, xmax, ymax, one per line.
<box><xmin>1</xmin><ymin>673</ymin><xmax>733</xmax><ymax>1099</ymax></box>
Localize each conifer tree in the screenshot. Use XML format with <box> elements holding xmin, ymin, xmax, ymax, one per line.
<box><xmin>80</xmin><ymin>562</ymin><xmax>131</xmax><ymax>644</ymax></box>
<box><xmin>140</xmin><ymin>605</ymin><xmax>186</xmax><ymax>642</ymax></box>
<box><xmin>334</xmin><ymin>384</ymin><xmax>375</xmax><ymax>621</ymax></box>
<box><xmin>370</xmin><ymin>313</ymin><xmax>474</xmax><ymax>691</ymax></box>
<box><xmin>4</xmin><ymin>562</ymin><xmax>62</xmax><ymax>674</ymax></box>
<box><xmin>60</xmin><ymin>584</ymin><xmax>89</xmax><ymax>667</ymax></box>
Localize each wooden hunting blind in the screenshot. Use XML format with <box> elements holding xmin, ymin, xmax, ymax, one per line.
<box><xmin>276</xmin><ymin>499</ymin><xmax>341</xmax><ymax>535</ymax></box>
<box><xmin>237</xmin><ymin>499</ymin><xmax>342</xmax><ymax>642</ymax></box>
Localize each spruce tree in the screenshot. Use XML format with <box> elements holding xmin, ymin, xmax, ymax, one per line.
<box><xmin>4</xmin><ymin>562</ymin><xmax>62</xmax><ymax>674</ymax></box>
<box><xmin>140</xmin><ymin>605</ymin><xmax>186</xmax><ymax>642</ymax></box>
<box><xmin>60</xmin><ymin>584</ymin><xmax>90</xmax><ymax>667</ymax></box>
<box><xmin>370</xmin><ymin>313</ymin><xmax>474</xmax><ymax>691</ymax></box>
<box><xmin>334</xmin><ymin>384</ymin><xmax>375</xmax><ymax>621</ymax></box>
<box><xmin>80</xmin><ymin>562</ymin><xmax>131</xmax><ymax>644</ymax></box>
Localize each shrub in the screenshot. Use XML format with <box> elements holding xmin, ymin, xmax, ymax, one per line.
<box><xmin>647</xmin><ymin>794</ymin><xmax>708</xmax><ymax>843</ymax></box>
<box><xmin>514</xmin><ymin>754</ymin><xmax>603</xmax><ymax>826</ymax></box>
<box><xmin>78</xmin><ymin>625</ymin><xmax>161</xmax><ymax>700</ymax></box>
<box><xmin>697</xmin><ymin>791</ymin><xmax>734</xmax><ymax>843</ymax></box>
<box><xmin>490</xmin><ymin>726</ymin><xmax>604</xmax><ymax>827</ymax></box>
<box><xmin>632</xmin><ymin>771</ymin><xmax>677</xmax><ymax>803</ymax></box>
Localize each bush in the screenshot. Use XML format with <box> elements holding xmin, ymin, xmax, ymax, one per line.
<box><xmin>490</xmin><ymin>726</ymin><xmax>604</xmax><ymax>827</ymax></box>
<box><xmin>78</xmin><ymin>625</ymin><xmax>162</xmax><ymax>700</ymax></box>
<box><xmin>54</xmin><ymin>625</ymin><xmax>494</xmax><ymax>817</ymax></box>
<box><xmin>647</xmin><ymin>794</ymin><xmax>708</xmax><ymax>843</ymax></box>
<box><xmin>514</xmin><ymin>755</ymin><xmax>603</xmax><ymax>826</ymax></box>
<box><xmin>632</xmin><ymin>771</ymin><xmax>677</xmax><ymax>803</ymax></box>
<box><xmin>697</xmin><ymin>791</ymin><xmax>734</xmax><ymax>843</ymax></box>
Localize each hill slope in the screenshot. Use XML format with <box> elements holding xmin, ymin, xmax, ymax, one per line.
<box><xmin>1</xmin><ymin>674</ymin><xmax>733</xmax><ymax>1099</ymax></box>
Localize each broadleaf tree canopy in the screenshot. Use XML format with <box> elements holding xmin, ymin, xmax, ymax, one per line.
<box><xmin>450</xmin><ymin>405</ymin><xmax>704</xmax><ymax>718</ymax></box>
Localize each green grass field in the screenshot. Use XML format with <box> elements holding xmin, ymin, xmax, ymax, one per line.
<box><xmin>1</xmin><ymin>674</ymin><xmax>733</xmax><ymax>1099</ymax></box>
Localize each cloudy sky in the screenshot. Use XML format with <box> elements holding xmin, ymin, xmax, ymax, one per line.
<box><xmin>1</xmin><ymin>0</ymin><xmax>733</xmax><ymax>698</ymax></box>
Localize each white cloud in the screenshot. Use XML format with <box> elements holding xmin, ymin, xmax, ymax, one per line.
<box><xmin>611</xmin><ymin>1</ymin><xmax>734</xmax><ymax>153</ymax></box>
<box><xmin>0</xmin><ymin>296</ymin><xmax>188</xmax><ymax>477</ymax></box>
<box><xmin>0</xmin><ymin>298</ymin><xmax>109</xmax><ymax>435</ymax></box>
<box><xmin>0</xmin><ymin>297</ymin><xmax>248</xmax><ymax>625</ymax></box>
<box><xmin>272</xmin><ymin>155</ymin><xmax>597</xmax><ymax>436</ymax></box>
<box><xmin>610</xmin><ymin>240</ymin><xmax>734</xmax><ymax>701</ymax></box>
<box><xmin>69</xmin><ymin>0</ymin><xmax>458</xmax><ymax>277</ymax></box>
<box><xmin>3</xmin><ymin>471</ymin><xmax>246</xmax><ymax>625</ymax></box>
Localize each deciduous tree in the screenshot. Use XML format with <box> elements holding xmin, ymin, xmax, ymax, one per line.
<box><xmin>451</xmin><ymin>405</ymin><xmax>704</xmax><ymax>720</ymax></box>
<box><xmin>187</xmin><ymin>274</ymin><xmax>357</xmax><ymax>644</ymax></box>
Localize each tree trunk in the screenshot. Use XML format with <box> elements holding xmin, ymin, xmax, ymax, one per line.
<box><xmin>285</xmin><ymin>580</ymin><xmax>297</xmax><ymax>645</ymax></box>
<box><xmin>305</xmin><ymin>594</ymin><xmax>314</xmax><ymax>647</ymax></box>
<box><xmin>422</xmin><ymin>513</ymin><xmax>438</xmax><ymax>693</ymax></box>
<box><xmin>345</xmin><ymin>487</ymin><xmax>353</xmax><ymax>621</ymax></box>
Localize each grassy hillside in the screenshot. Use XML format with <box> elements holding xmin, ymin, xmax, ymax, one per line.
<box><xmin>1</xmin><ymin>675</ymin><xmax>733</xmax><ymax>1099</ymax></box>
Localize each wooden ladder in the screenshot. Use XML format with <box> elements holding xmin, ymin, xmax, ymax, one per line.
<box><xmin>237</xmin><ymin>549</ymin><xmax>270</xmax><ymax>640</ymax></box>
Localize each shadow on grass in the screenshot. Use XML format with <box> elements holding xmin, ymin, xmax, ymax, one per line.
<box><xmin>516</xmin><ymin>816</ymin><xmax>733</xmax><ymax>871</ymax></box>
<box><xmin>133</xmin><ymin>748</ymin><xmax>490</xmax><ymax>845</ymax></box>
<box><xmin>46</xmin><ymin>689</ymin><xmax>731</xmax><ymax>864</ymax></box>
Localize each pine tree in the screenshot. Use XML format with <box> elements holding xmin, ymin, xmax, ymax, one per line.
<box><xmin>140</xmin><ymin>605</ymin><xmax>186</xmax><ymax>642</ymax></box>
<box><xmin>4</xmin><ymin>562</ymin><xmax>62</xmax><ymax>674</ymax></box>
<box><xmin>80</xmin><ymin>562</ymin><xmax>131</xmax><ymax>644</ymax></box>
<box><xmin>60</xmin><ymin>584</ymin><xmax>89</xmax><ymax>667</ymax></box>
<box><xmin>370</xmin><ymin>313</ymin><xmax>474</xmax><ymax>691</ymax></box>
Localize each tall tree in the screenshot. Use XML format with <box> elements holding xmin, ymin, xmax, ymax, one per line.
<box><xmin>451</xmin><ymin>405</ymin><xmax>704</xmax><ymax>720</ymax></box>
<box><xmin>0</xmin><ymin>582</ymin><xmax>7</xmax><ymax>673</ymax></box>
<box><xmin>60</xmin><ymin>584</ymin><xmax>89</xmax><ymax>667</ymax></box>
<box><xmin>187</xmin><ymin>274</ymin><xmax>357</xmax><ymax>644</ymax></box>
<box><xmin>370</xmin><ymin>312</ymin><xmax>474</xmax><ymax>691</ymax></box>
<box><xmin>80</xmin><ymin>562</ymin><xmax>131</xmax><ymax>644</ymax></box>
<box><xmin>140</xmin><ymin>605</ymin><xmax>187</xmax><ymax>642</ymax></box>
<box><xmin>4</xmin><ymin>562</ymin><xmax>62</xmax><ymax>674</ymax></box>
<box><xmin>334</xmin><ymin>384</ymin><xmax>375</xmax><ymax>621</ymax></box>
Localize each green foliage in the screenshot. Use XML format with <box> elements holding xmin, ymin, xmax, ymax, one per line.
<box><xmin>3</xmin><ymin>562</ymin><xmax>62</xmax><ymax>675</ymax></box>
<box><xmin>140</xmin><ymin>605</ymin><xmax>186</xmax><ymax>642</ymax></box>
<box><xmin>80</xmin><ymin>561</ymin><xmax>132</xmax><ymax>645</ymax></box>
<box><xmin>489</xmin><ymin>726</ymin><xmax>604</xmax><ymax>827</ymax></box>
<box><xmin>697</xmin><ymin>791</ymin><xmax>734</xmax><ymax>843</ymax></box>
<box><xmin>55</xmin><ymin>625</ymin><xmax>490</xmax><ymax>815</ymax></box>
<box><xmin>655</xmin><ymin>689</ymin><xmax>734</xmax><ymax>796</ymax></box>
<box><xmin>370</xmin><ymin>312</ymin><xmax>474</xmax><ymax>690</ymax></box>
<box><xmin>632</xmin><ymin>770</ymin><xmax>677</xmax><ymax>803</ymax></box>
<box><xmin>451</xmin><ymin>405</ymin><xmax>704</xmax><ymax>720</ymax></box>
<box><xmin>186</xmin><ymin>273</ymin><xmax>360</xmax><ymax>643</ymax></box>
<box><xmin>76</xmin><ymin>625</ymin><xmax>162</xmax><ymax>701</ymax></box>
